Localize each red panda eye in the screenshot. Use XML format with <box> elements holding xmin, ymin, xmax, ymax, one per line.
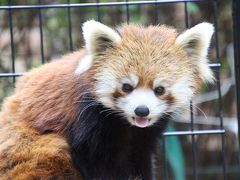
<box><xmin>122</xmin><ymin>83</ymin><xmax>134</xmax><ymax>93</ymax></box>
<box><xmin>154</xmin><ymin>86</ymin><xmax>165</xmax><ymax>96</ymax></box>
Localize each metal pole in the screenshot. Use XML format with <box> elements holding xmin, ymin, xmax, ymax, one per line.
<box><xmin>232</xmin><ymin>0</ymin><xmax>240</xmax><ymax>155</ymax></box>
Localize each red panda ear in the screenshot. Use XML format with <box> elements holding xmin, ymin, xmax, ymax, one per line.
<box><xmin>75</xmin><ymin>20</ymin><xmax>122</xmax><ymax>74</ymax></box>
<box><xmin>176</xmin><ymin>22</ymin><xmax>215</xmax><ymax>83</ymax></box>
<box><xmin>82</xmin><ymin>20</ymin><xmax>122</xmax><ymax>55</ymax></box>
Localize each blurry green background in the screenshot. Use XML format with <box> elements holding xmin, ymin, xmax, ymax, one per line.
<box><xmin>0</xmin><ymin>0</ymin><xmax>238</xmax><ymax>179</ymax></box>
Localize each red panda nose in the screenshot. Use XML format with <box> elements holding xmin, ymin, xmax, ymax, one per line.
<box><xmin>134</xmin><ymin>105</ymin><xmax>150</xmax><ymax>117</ymax></box>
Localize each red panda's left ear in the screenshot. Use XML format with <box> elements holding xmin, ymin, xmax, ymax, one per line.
<box><xmin>176</xmin><ymin>22</ymin><xmax>215</xmax><ymax>83</ymax></box>
<box><xmin>75</xmin><ymin>20</ymin><xmax>122</xmax><ymax>74</ymax></box>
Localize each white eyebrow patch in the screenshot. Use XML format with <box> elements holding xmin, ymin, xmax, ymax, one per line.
<box><xmin>121</xmin><ymin>73</ymin><xmax>139</xmax><ymax>87</ymax></box>
<box><xmin>153</xmin><ymin>78</ymin><xmax>170</xmax><ymax>88</ymax></box>
<box><xmin>130</xmin><ymin>74</ymin><xmax>139</xmax><ymax>87</ymax></box>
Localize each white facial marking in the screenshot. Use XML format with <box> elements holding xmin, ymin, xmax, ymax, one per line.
<box><xmin>95</xmin><ymin>69</ymin><xmax>118</xmax><ymax>108</ymax></box>
<box><xmin>94</xmin><ymin>72</ymin><xmax>194</xmax><ymax>128</ymax></box>
<box><xmin>130</xmin><ymin>74</ymin><xmax>139</xmax><ymax>87</ymax></box>
<box><xmin>75</xmin><ymin>55</ymin><xmax>93</xmax><ymax>74</ymax></box>
<box><xmin>121</xmin><ymin>74</ymin><xmax>139</xmax><ymax>87</ymax></box>
<box><xmin>153</xmin><ymin>78</ymin><xmax>170</xmax><ymax>89</ymax></box>
<box><xmin>114</xmin><ymin>78</ymin><xmax>194</xmax><ymax>127</ymax></box>
<box><xmin>117</xmin><ymin>88</ymin><xmax>167</xmax><ymax>126</ymax></box>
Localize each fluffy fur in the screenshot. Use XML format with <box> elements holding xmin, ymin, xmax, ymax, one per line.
<box><xmin>176</xmin><ymin>22</ymin><xmax>214</xmax><ymax>83</ymax></box>
<box><xmin>0</xmin><ymin>21</ymin><xmax>214</xmax><ymax>179</ymax></box>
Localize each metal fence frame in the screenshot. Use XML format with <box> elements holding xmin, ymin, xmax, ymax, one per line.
<box><xmin>1</xmin><ymin>0</ymin><xmax>238</xmax><ymax>179</ymax></box>
<box><xmin>232</xmin><ymin>0</ymin><xmax>240</xmax><ymax>156</ymax></box>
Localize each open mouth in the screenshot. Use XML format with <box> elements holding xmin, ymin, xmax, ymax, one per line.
<box><xmin>132</xmin><ymin>117</ymin><xmax>151</xmax><ymax>128</ymax></box>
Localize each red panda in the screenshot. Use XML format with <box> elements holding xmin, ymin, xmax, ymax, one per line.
<box><xmin>0</xmin><ymin>20</ymin><xmax>214</xmax><ymax>179</ymax></box>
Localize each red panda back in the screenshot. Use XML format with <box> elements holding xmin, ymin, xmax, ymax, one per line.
<box><xmin>2</xmin><ymin>50</ymin><xmax>86</xmax><ymax>134</ymax></box>
<box><xmin>0</xmin><ymin>51</ymin><xmax>86</xmax><ymax>179</ymax></box>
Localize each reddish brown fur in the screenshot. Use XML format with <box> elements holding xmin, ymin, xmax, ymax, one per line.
<box><xmin>0</xmin><ymin>51</ymin><xmax>85</xmax><ymax>179</ymax></box>
<box><xmin>0</xmin><ymin>24</ymin><xmax>204</xmax><ymax>179</ymax></box>
<box><xmin>112</xmin><ymin>89</ymin><xmax>125</xmax><ymax>99</ymax></box>
<box><xmin>0</xmin><ymin>117</ymin><xmax>81</xmax><ymax>179</ymax></box>
<box><xmin>164</xmin><ymin>93</ymin><xmax>176</xmax><ymax>104</ymax></box>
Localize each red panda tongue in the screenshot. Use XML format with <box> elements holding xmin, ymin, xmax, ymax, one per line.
<box><xmin>133</xmin><ymin>117</ymin><xmax>149</xmax><ymax>128</ymax></box>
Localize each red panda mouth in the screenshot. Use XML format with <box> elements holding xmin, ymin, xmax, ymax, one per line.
<box><xmin>132</xmin><ymin>117</ymin><xmax>150</xmax><ymax>128</ymax></box>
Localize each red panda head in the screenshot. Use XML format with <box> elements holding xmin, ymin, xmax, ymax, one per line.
<box><xmin>76</xmin><ymin>20</ymin><xmax>214</xmax><ymax>128</ymax></box>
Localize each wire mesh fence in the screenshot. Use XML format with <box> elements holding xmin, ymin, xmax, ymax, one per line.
<box><xmin>0</xmin><ymin>0</ymin><xmax>239</xmax><ymax>179</ymax></box>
